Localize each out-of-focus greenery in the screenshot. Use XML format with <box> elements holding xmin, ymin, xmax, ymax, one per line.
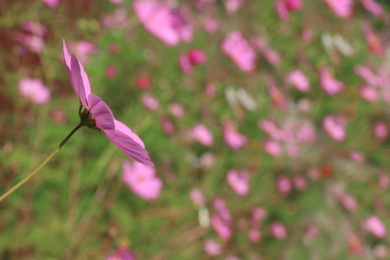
<box><xmin>1</xmin><ymin>0</ymin><xmax>390</xmax><ymax>259</ymax></box>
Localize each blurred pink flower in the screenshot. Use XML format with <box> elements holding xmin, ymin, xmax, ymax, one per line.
<box><xmin>142</xmin><ymin>94</ymin><xmax>160</xmax><ymax>111</ymax></box>
<box><xmin>348</xmin><ymin>234</ymin><xmax>365</xmax><ymax>256</ymax></box>
<box><xmin>222</xmin><ymin>31</ymin><xmax>256</xmax><ymax>72</ymax></box>
<box><xmin>202</xmin><ymin>18</ymin><xmax>219</xmax><ymax>34</ymax></box>
<box><xmin>189</xmin><ymin>124</ymin><xmax>214</xmax><ymax>146</ymax></box>
<box><xmin>106</xmin><ymin>65</ymin><xmax>118</xmax><ymax>78</ymax></box>
<box><xmin>200</xmin><ymin>152</ymin><xmax>215</xmax><ymax>168</ymax></box>
<box><xmin>378</xmin><ymin>174</ymin><xmax>389</xmax><ymax>188</ymax></box>
<box><xmin>277</xmin><ymin>175</ymin><xmax>291</xmax><ymax>195</ymax></box>
<box><xmin>363</xmin><ymin>24</ymin><xmax>384</xmax><ymax>56</ymax></box>
<box><xmin>223</xmin><ymin>121</ymin><xmax>248</xmax><ymax>150</ymax></box>
<box><xmin>349</xmin><ymin>151</ymin><xmax>364</xmax><ymax>163</ymax></box>
<box><xmin>266</xmin><ymin>78</ymin><xmax>287</xmax><ymax>109</ymax></box>
<box><xmin>323</xmin><ymin>0</ymin><xmax>353</xmax><ymax>18</ymax></box>
<box><xmin>160</xmin><ymin>116</ymin><xmax>175</xmax><ymax>135</ymax></box>
<box><xmin>63</xmin><ymin>40</ymin><xmax>153</xmax><ymax>166</ymax></box>
<box><xmin>190</xmin><ymin>188</ymin><xmax>205</xmax><ymax>207</ymax></box>
<box><xmin>252</xmin><ymin>207</ymin><xmax>266</xmax><ymax>225</ymax></box>
<box><xmin>18</xmin><ymin>78</ymin><xmax>51</xmax><ymax>104</ymax></box>
<box><xmin>275</xmin><ymin>0</ymin><xmax>302</xmax><ymax>19</ymax></box>
<box><xmin>360</xmin><ymin>0</ymin><xmax>383</xmax><ymax>16</ymax></box>
<box><xmin>248</xmin><ymin>229</ymin><xmax>261</xmax><ymax>242</ymax></box>
<box><xmin>255</xmin><ymin>37</ymin><xmax>281</xmax><ymax>66</ymax></box>
<box><xmin>204</xmin><ymin>239</ymin><xmax>222</xmax><ymax>256</ymax></box>
<box><xmin>296</xmin><ymin>122</ymin><xmax>316</xmax><ymax>143</ymax></box>
<box><xmin>360</xmin><ymin>86</ymin><xmax>378</xmax><ymax>102</ymax></box>
<box><xmin>224</xmin><ymin>0</ymin><xmax>244</xmax><ymax>13</ymax></box>
<box><xmin>211</xmin><ymin>215</ymin><xmax>232</xmax><ymax>240</ymax></box>
<box><xmin>226</xmin><ymin>169</ymin><xmax>250</xmax><ymax>196</ymax></box>
<box><xmin>21</xmin><ymin>21</ymin><xmax>49</xmax><ymax>37</ymax></box>
<box><xmin>122</xmin><ymin>161</ymin><xmax>162</xmax><ymax>200</ymax></box>
<box><xmin>214</xmin><ymin>198</ymin><xmax>232</xmax><ymax>223</ymax></box>
<box><xmin>320</xmin><ymin>67</ymin><xmax>344</xmax><ymax>96</ymax></box>
<box><xmin>373</xmin><ymin>121</ymin><xmax>388</xmax><ymax>141</ymax></box>
<box><xmin>293</xmin><ymin>175</ymin><xmax>307</xmax><ymax>191</ymax></box>
<box><xmin>286</xmin><ymin>70</ymin><xmax>310</xmax><ymax>92</ymax></box>
<box><xmin>106</xmin><ymin>247</ymin><xmax>135</xmax><ymax>260</ymax></box>
<box><xmin>205</xmin><ymin>83</ymin><xmax>217</xmax><ymax>97</ymax></box>
<box><xmin>169</xmin><ymin>103</ymin><xmax>185</xmax><ymax>118</ymax></box>
<box><xmin>270</xmin><ymin>222</ymin><xmax>287</xmax><ymax>240</ymax></box>
<box><xmin>179</xmin><ymin>49</ymin><xmax>206</xmax><ymax>74</ymax></box>
<box><xmin>42</xmin><ymin>0</ymin><xmax>59</xmax><ymax>8</ymax></box>
<box><xmin>363</xmin><ymin>215</ymin><xmax>386</xmax><ymax>238</ymax></box>
<box><xmin>323</xmin><ymin>115</ymin><xmax>347</xmax><ymax>142</ymax></box>
<box><xmin>263</xmin><ymin>140</ymin><xmax>282</xmax><ymax>156</ymax></box>
<box><xmin>70</xmin><ymin>41</ymin><xmax>97</xmax><ymax>65</ymax></box>
<box><xmin>134</xmin><ymin>0</ymin><xmax>192</xmax><ymax>46</ymax></box>
<box><xmin>285</xmin><ymin>0</ymin><xmax>303</xmax><ymax>10</ymax></box>
<box><xmin>12</xmin><ymin>32</ymin><xmax>45</xmax><ymax>53</ymax></box>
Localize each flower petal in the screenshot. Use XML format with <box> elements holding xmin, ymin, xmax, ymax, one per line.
<box><xmin>87</xmin><ymin>94</ymin><xmax>115</xmax><ymax>131</ymax></box>
<box><xmin>105</xmin><ymin>129</ymin><xmax>153</xmax><ymax>166</ymax></box>
<box><xmin>114</xmin><ymin>119</ymin><xmax>145</xmax><ymax>148</ymax></box>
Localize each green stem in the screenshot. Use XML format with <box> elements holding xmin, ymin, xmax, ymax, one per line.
<box><xmin>0</xmin><ymin>123</ymin><xmax>84</xmax><ymax>202</ymax></box>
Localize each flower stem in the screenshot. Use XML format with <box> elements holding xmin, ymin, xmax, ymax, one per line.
<box><xmin>0</xmin><ymin>123</ymin><xmax>84</xmax><ymax>202</ymax></box>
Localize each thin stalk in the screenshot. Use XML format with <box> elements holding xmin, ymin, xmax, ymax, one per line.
<box><xmin>0</xmin><ymin>123</ymin><xmax>84</xmax><ymax>202</ymax></box>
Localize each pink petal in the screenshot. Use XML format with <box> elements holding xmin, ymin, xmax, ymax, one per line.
<box><xmin>114</xmin><ymin>119</ymin><xmax>145</xmax><ymax>148</ymax></box>
<box><xmin>63</xmin><ymin>39</ymin><xmax>91</xmax><ymax>108</ymax></box>
<box><xmin>105</xmin><ymin>129</ymin><xmax>153</xmax><ymax>166</ymax></box>
<box><xmin>87</xmin><ymin>94</ymin><xmax>115</xmax><ymax>131</ymax></box>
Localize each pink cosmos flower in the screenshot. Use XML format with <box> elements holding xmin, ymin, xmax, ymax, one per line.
<box><xmin>293</xmin><ymin>175</ymin><xmax>307</xmax><ymax>191</ymax></box>
<box><xmin>12</xmin><ymin>32</ymin><xmax>45</xmax><ymax>53</ymax></box>
<box><xmin>21</xmin><ymin>21</ymin><xmax>49</xmax><ymax>37</ymax></box>
<box><xmin>142</xmin><ymin>94</ymin><xmax>159</xmax><ymax>111</ymax></box>
<box><xmin>211</xmin><ymin>215</ymin><xmax>232</xmax><ymax>240</ymax></box>
<box><xmin>270</xmin><ymin>222</ymin><xmax>287</xmax><ymax>240</ymax></box>
<box><xmin>360</xmin><ymin>0</ymin><xmax>383</xmax><ymax>16</ymax></box>
<box><xmin>324</xmin><ymin>0</ymin><xmax>353</xmax><ymax>18</ymax></box>
<box><xmin>320</xmin><ymin>67</ymin><xmax>344</xmax><ymax>96</ymax></box>
<box><xmin>363</xmin><ymin>215</ymin><xmax>386</xmax><ymax>238</ymax></box>
<box><xmin>18</xmin><ymin>78</ymin><xmax>51</xmax><ymax>104</ymax></box>
<box><xmin>178</xmin><ymin>49</ymin><xmax>206</xmax><ymax>74</ymax></box>
<box><xmin>168</xmin><ymin>103</ymin><xmax>185</xmax><ymax>118</ymax></box>
<box><xmin>323</xmin><ymin>115</ymin><xmax>347</xmax><ymax>142</ymax></box>
<box><xmin>204</xmin><ymin>239</ymin><xmax>222</xmax><ymax>256</ymax></box>
<box><xmin>42</xmin><ymin>0</ymin><xmax>59</xmax><ymax>8</ymax></box>
<box><xmin>63</xmin><ymin>40</ymin><xmax>153</xmax><ymax>166</ymax></box>
<box><xmin>226</xmin><ymin>169</ymin><xmax>250</xmax><ymax>196</ymax></box>
<box><xmin>275</xmin><ymin>0</ymin><xmax>302</xmax><ymax>19</ymax></box>
<box><xmin>349</xmin><ymin>151</ymin><xmax>364</xmax><ymax>163</ymax></box>
<box><xmin>106</xmin><ymin>247</ymin><xmax>135</xmax><ymax>260</ymax></box>
<box><xmin>122</xmin><ymin>161</ymin><xmax>162</xmax><ymax>200</ymax></box>
<box><xmin>202</xmin><ymin>18</ymin><xmax>219</xmax><ymax>34</ymax></box>
<box><xmin>378</xmin><ymin>174</ymin><xmax>389</xmax><ymax>188</ymax></box>
<box><xmin>188</xmin><ymin>124</ymin><xmax>213</xmax><ymax>146</ymax></box>
<box><xmin>286</xmin><ymin>70</ymin><xmax>310</xmax><ymax>92</ymax></box>
<box><xmin>69</xmin><ymin>41</ymin><xmax>97</xmax><ymax>65</ymax></box>
<box><xmin>136</xmin><ymin>75</ymin><xmax>151</xmax><ymax>90</ymax></box>
<box><xmin>222</xmin><ymin>31</ymin><xmax>256</xmax><ymax>72</ymax></box>
<box><xmin>363</xmin><ymin>23</ymin><xmax>384</xmax><ymax>56</ymax></box>
<box><xmin>190</xmin><ymin>188</ymin><xmax>205</xmax><ymax>207</ymax></box>
<box><xmin>108</xmin><ymin>0</ymin><xmax>123</xmax><ymax>4</ymax></box>
<box><xmin>159</xmin><ymin>116</ymin><xmax>175</xmax><ymax>135</ymax></box>
<box><xmin>251</xmin><ymin>207</ymin><xmax>266</xmax><ymax>225</ymax></box>
<box><xmin>223</xmin><ymin>120</ymin><xmax>248</xmax><ymax>150</ymax></box>
<box><xmin>134</xmin><ymin>0</ymin><xmax>192</xmax><ymax>46</ymax></box>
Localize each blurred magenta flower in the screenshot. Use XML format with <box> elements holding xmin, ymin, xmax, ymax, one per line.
<box><xmin>63</xmin><ymin>40</ymin><xmax>153</xmax><ymax>166</ymax></box>
<box><xmin>320</xmin><ymin>67</ymin><xmax>344</xmax><ymax>96</ymax></box>
<box><xmin>323</xmin><ymin>115</ymin><xmax>347</xmax><ymax>142</ymax></box>
<box><xmin>226</xmin><ymin>169</ymin><xmax>250</xmax><ymax>196</ymax></box>
<box><xmin>323</xmin><ymin>0</ymin><xmax>353</xmax><ymax>18</ymax></box>
<box><xmin>12</xmin><ymin>31</ymin><xmax>45</xmax><ymax>54</ymax></box>
<box><xmin>134</xmin><ymin>0</ymin><xmax>192</xmax><ymax>46</ymax></box>
<box><xmin>168</xmin><ymin>103</ymin><xmax>185</xmax><ymax>118</ymax></box>
<box><xmin>42</xmin><ymin>0</ymin><xmax>59</xmax><ymax>8</ymax></box>
<box><xmin>270</xmin><ymin>222</ymin><xmax>287</xmax><ymax>240</ymax></box>
<box><xmin>203</xmin><ymin>239</ymin><xmax>222</xmax><ymax>256</ymax></box>
<box><xmin>360</xmin><ymin>0</ymin><xmax>383</xmax><ymax>16</ymax></box>
<box><xmin>286</xmin><ymin>70</ymin><xmax>310</xmax><ymax>92</ymax></box>
<box><xmin>363</xmin><ymin>215</ymin><xmax>386</xmax><ymax>238</ymax></box>
<box><xmin>202</xmin><ymin>18</ymin><xmax>219</xmax><ymax>34</ymax></box>
<box><xmin>18</xmin><ymin>78</ymin><xmax>51</xmax><ymax>104</ymax></box>
<box><xmin>363</xmin><ymin>23</ymin><xmax>384</xmax><ymax>56</ymax></box>
<box><xmin>106</xmin><ymin>65</ymin><xmax>118</xmax><ymax>78</ymax></box>
<box><xmin>188</xmin><ymin>124</ymin><xmax>213</xmax><ymax>146</ymax></box>
<box><xmin>378</xmin><ymin>174</ymin><xmax>389</xmax><ymax>188</ymax></box>
<box><xmin>108</xmin><ymin>0</ymin><xmax>123</xmax><ymax>4</ymax></box>
<box><xmin>21</xmin><ymin>21</ymin><xmax>49</xmax><ymax>37</ymax></box>
<box><xmin>122</xmin><ymin>161</ymin><xmax>162</xmax><ymax>200</ymax></box>
<box><xmin>190</xmin><ymin>188</ymin><xmax>206</xmax><ymax>207</ymax></box>
<box><xmin>349</xmin><ymin>151</ymin><xmax>364</xmax><ymax>163</ymax></box>
<box><xmin>275</xmin><ymin>0</ymin><xmax>302</xmax><ymax>19</ymax></box>
<box><xmin>293</xmin><ymin>175</ymin><xmax>307</xmax><ymax>191</ymax></box>
<box><xmin>255</xmin><ymin>37</ymin><xmax>281</xmax><ymax>66</ymax></box>
<box><xmin>178</xmin><ymin>49</ymin><xmax>206</xmax><ymax>74</ymax></box>
<box><xmin>69</xmin><ymin>41</ymin><xmax>97</xmax><ymax>65</ymax></box>
<box><xmin>141</xmin><ymin>94</ymin><xmax>160</xmax><ymax>111</ymax></box>
<box><xmin>136</xmin><ymin>75</ymin><xmax>151</xmax><ymax>90</ymax></box>
<box><xmin>106</xmin><ymin>247</ymin><xmax>135</xmax><ymax>260</ymax></box>
<box><xmin>251</xmin><ymin>207</ymin><xmax>266</xmax><ymax>225</ymax></box>
<box><xmin>222</xmin><ymin>31</ymin><xmax>256</xmax><ymax>72</ymax></box>
<box><xmin>159</xmin><ymin>116</ymin><xmax>175</xmax><ymax>135</ymax></box>
<box><xmin>223</xmin><ymin>120</ymin><xmax>248</xmax><ymax>150</ymax></box>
